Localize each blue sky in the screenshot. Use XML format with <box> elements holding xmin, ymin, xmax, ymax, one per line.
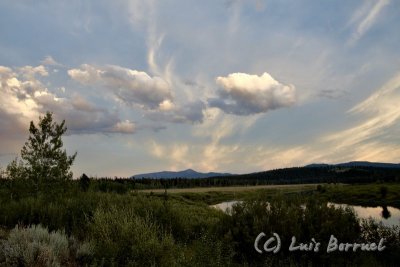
<box><xmin>1</xmin><ymin>0</ymin><xmax>400</xmax><ymax>177</ymax></box>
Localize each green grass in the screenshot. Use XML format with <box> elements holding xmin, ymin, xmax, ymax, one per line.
<box><xmin>139</xmin><ymin>184</ymin><xmax>319</xmax><ymax>204</ymax></box>
<box><xmin>140</xmin><ymin>182</ymin><xmax>400</xmax><ymax>207</ymax></box>
<box><xmin>139</xmin><ymin>183</ymin><xmax>320</xmax><ymax>193</ymax></box>
<box><xmin>319</xmin><ymin>183</ymin><xmax>400</xmax><ymax>208</ymax></box>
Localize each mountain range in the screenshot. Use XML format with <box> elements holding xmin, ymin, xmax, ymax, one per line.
<box><xmin>132</xmin><ymin>161</ymin><xmax>400</xmax><ymax>179</ymax></box>
<box><xmin>133</xmin><ymin>169</ymin><xmax>233</xmax><ymax>179</ymax></box>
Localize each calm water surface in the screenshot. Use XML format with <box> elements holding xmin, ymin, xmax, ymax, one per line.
<box><xmin>211</xmin><ymin>201</ymin><xmax>400</xmax><ymax>227</ymax></box>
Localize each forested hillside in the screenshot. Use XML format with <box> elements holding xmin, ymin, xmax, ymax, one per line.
<box><xmin>133</xmin><ymin>165</ymin><xmax>400</xmax><ymax>189</ymax></box>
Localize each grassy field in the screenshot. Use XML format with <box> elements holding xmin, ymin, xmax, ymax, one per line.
<box><xmin>138</xmin><ymin>182</ymin><xmax>400</xmax><ymax>207</ymax></box>
<box><xmin>139</xmin><ymin>183</ymin><xmax>320</xmax><ymax>193</ymax></box>
<box><xmin>320</xmin><ymin>183</ymin><xmax>400</xmax><ymax>208</ymax></box>
<box><xmin>138</xmin><ymin>184</ymin><xmax>319</xmax><ymax>204</ymax></box>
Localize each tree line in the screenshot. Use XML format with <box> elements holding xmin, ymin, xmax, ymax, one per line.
<box><xmin>131</xmin><ymin>166</ymin><xmax>400</xmax><ymax>190</ymax></box>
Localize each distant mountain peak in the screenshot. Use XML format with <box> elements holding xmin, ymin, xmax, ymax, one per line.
<box><xmin>132</xmin><ymin>169</ymin><xmax>234</xmax><ymax>179</ymax></box>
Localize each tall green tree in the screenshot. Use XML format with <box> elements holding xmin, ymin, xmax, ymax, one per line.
<box><xmin>18</xmin><ymin>111</ymin><xmax>77</xmax><ymax>193</ymax></box>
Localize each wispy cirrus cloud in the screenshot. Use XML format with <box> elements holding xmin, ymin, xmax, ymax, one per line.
<box><xmin>348</xmin><ymin>0</ymin><xmax>390</xmax><ymax>44</ymax></box>
<box><xmin>324</xmin><ymin>72</ymin><xmax>400</xmax><ymax>148</ymax></box>
<box><xmin>123</xmin><ymin>0</ymin><xmax>166</xmax><ymax>78</ymax></box>
<box><xmin>241</xmin><ymin>72</ymin><xmax>400</xmax><ymax>170</ymax></box>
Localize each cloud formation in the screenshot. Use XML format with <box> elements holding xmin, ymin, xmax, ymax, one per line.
<box><xmin>1</xmin><ymin>1</ymin><xmax>399</xmax><ymax>176</ymax></box>
<box><xmin>324</xmin><ymin>72</ymin><xmax>400</xmax><ymax>149</ymax></box>
<box><xmin>111</xmin><ymin>120</ymin><xmax>136</xmax><ymax>134</ymax></box>
<box><xmin>68</xmin><ymin>64</ymin><xmax>173</xmax><ymax>110</ymax></box>
<box><xmin>40</xmin><ymin>56</ymin><xmax>62</xmax><ymax>66</ymax></box>
<box><xmin>69</xmin><ymin>64</ymin><xmax>208</xmax><ymax>124</ymax></box>
<box><xmin>317</xmin><ymin>89</ymin><xmax>348</xmax><ymax>100</ymax></box>
<box><xmin>349</xmin><ymin>0</ymin><xmax>390</xmax><ymax>44</ymax></box>
<box><xmin>145</xmin><ymin>100</ymin><xmax>206</xmax><ymax>124</ymax></box>
<box><xmin>0</xmin><ymin>65</ymin><xmax>45</xmax><ymax>138</ymax></box>
<box><xmin>0</xmin><ymin>65</ymin><xmax>135</xmax><ymax>138</ymax></box>
<box><xmin>209</xmin><ymin>72</ymin><xmax>296</xmax><ymax>115</ymax></box>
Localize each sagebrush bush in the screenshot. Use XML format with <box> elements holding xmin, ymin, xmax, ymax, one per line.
<box><xmin>0</xmin><ymin>224</ymin><xmax>93</xmax><ymax>267</ymax></box>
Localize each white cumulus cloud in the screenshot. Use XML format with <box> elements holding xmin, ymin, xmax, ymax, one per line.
<box><xmin>68</xmin><ymin>64</ymin><xmax>173</xmax><ymax>110</ymax></box>
<box><xmin>0</xmin><ymin>65</ymin><xmax>135</xmax><ymax>138</ymax></box>
<box><xmin>209</xmin><ymin>72</ymin><xmax>296</xmax><ymax>115</ymax></box>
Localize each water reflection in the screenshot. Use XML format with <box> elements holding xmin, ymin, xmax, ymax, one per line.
<box><xmin>382</xmin><ymin>206</ymin><xmax>391</xmax><ymax>219</ymax></box>
<box><xmin>211</xmin><ymin>201</ymin><xmax>400</xmax><ymax>227</ymax></box>
<box><xmin>328</xmin><ymin>203</ymin><xmax>400</xmax><ymax>227</ymax></box>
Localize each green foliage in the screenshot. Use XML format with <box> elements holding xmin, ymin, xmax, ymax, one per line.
<box><xmin>79</xmin><ymin>173</ymin><xmax>90</xmax><ymax>192</ymax></box>
<box><xmin>360</xmin><ymin>219</ymin><xmax>400</xmax><ymax>264</ymax></box>
<box><xmin>95</xmin><ymin>179</ymin><xmax>129</xmax><ymax>194</ymax></box>
<box><xmin>21</xmin><ymin>111</ymin><xmax>76</xmax><ymax>181</ymax></box>
<box><xmin>90</xmin><ymin>204</ymin><xmax>177</xmax><ymax>266</ymax></box>
<box><xmin>321</xmin><ymin>183</ymin><xmax>400</xmax><ymax>207</ymax></box>
<box><xmin>1</xmin><ymin>181</ymin><xmax>400</xmax><ymax>266</ymax></box>
<box><xmin>0</xmin><ymin>224</ymin><xmax>93</xmax><ymax>267</ymax></box>
<box><xmin>0</xmin><ymin>191</ymin><xmax>98</xmax><ymax>239</ymax></box>
<box><xmin>6</xmin><ymin>112</ymin><xmax>76</xmax><ymax>195</ymax></box>
<box><xmin>220</xmin><ymin>195</ymin><xmax>384</xmax><ymax>266</ymax></box>
<box><xmin>184</xmin><ymin>232</ymin><xmax>232</xmax><ymax>267</ymax></box>
<box><xmin>1</xmin><ymin>161</ymin><xmax>27</xmax><ymax>200</ymax></box>
<box><xmin>5</xmin><ymin>159</ymin><xmax>25</xmax><ymax>180</ymax></box>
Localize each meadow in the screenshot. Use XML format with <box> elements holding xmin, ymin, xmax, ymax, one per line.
<box><xmin>141</xmin><ymin>182</ymin><xmax>400</xmax><ymax>207</ymax></box>
<box><xmin>1</xmin><ymin>180</ymin><xmax>399</xmax><ymax>266</ymax></box>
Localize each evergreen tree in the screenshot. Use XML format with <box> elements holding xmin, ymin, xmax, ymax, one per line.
<box><xmin>79</xmin><ymin>173</ymin><xmax>90</xmax><ymax>192</ymax></box>
<box><xmin>15</xmin><ymin>112</ymin><xmax>77</xmax><ymax>193</ymax></box>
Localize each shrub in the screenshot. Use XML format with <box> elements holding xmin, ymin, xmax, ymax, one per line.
<box><xmin>0</xmin><ymin>224</ymin><xmax>93</xmax><ymax>267</ymax></box>
<box><xmin>89</xmin><ymin>204</ymin><xmax>178</xmax><ymax>266</ymax></box>
<box><xmin>224</xmin><ymin>196</ymin><xmax>362</xmax><ymax>266</ymax></box>
<box><xmin>360</xmin><ymin>219</ymin><xmax>400</xmax><ymax>264</ymax></box>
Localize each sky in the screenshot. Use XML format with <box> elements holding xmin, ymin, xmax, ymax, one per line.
<box><xmin>1</xmin><ymin>0</ymin><xmax>400</xmax><ymax>177</ymax></box>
